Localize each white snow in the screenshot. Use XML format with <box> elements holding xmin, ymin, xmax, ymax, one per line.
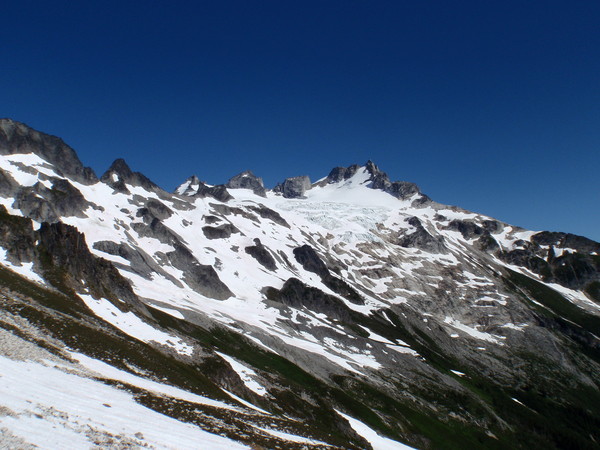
<box><xmin>254</xmin><ymin>426</ymin><xmax>331</xmax><ymax>446</ymax></box>
<box><xmin>79</xmin><ymin>294</ymin><xmax>194</xmax><ymax>356</ymax></box>
<box><xmin>335</xmin><ymin>410</ymin><xmax>415</xmax><ymax>449</ymax></box>
<box><xmin>215</xmin><ymin>351</ymin><xmax>267</xmax><ymax>396</ymax></box>
<box><xmin>0</xmin><ymin>248</ymin><xmax>45</xmax><ymax>284</ymax></box>
<box><xmin>221</xmin><ymin>389</ymin><xmax>271</xmax><ymax>415</ymax></box>
<box><xmin>70</xmin><ymin>352</ymin><xmax>243</xmax><ymax>412</ymax></box>
<box><xmin>0</xmin><ymin>355</ymin><xmax>248</xmax><ymax>449</ymax></box>
<box><xmin>444</xmin><ymin>316</ymin><xmax>503</xmax><ymax>344</ymax></box>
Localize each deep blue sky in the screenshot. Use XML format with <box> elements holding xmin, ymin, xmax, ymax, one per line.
<box><xmin>2</xmin><ymin>1</ymin><xmax>599</xmax><ymax>240</ymax></box>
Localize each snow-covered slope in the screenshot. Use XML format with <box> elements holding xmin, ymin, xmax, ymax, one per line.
<box><xmin>0</xmin><ymin>118</ymin><xmax>599</xmax><ymax>448</ymax></box>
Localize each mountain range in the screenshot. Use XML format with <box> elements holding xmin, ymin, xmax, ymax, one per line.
<box><xmin>0</xmin><ymin>118</ymin><xmax>598</xmax><ymax>449</ymax></box>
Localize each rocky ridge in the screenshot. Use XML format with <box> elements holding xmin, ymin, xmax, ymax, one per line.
<box><xmin>0</xmin><ymin>118</ymin><xmax>599</xmax><ymax>449</ymax></box>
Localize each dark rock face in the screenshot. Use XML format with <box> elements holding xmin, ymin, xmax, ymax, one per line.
<box><xmin>202</xmin><ymin>223</ymin><xmax>241</xmax><ymax>240</ymax></box>
<box><xmin>293</xmin><ymin>245</ymin><xmax>329</xmax><ymax>278</ymax></box>
<box><xmin>101</xmin><ymin>159</ymin><xmax>162</xmax><ymax>193</ymax></box>
<box><xmin>176</xmin><ymin>176</ymin><xmax>233</xmax><ymax>202</ymax></box>
<box><xmin>245</xmin><ymin>239</ymin><xmax>277</xmax><ymax>271</ymax></box>
<box><xmin>482</xmin><ymin>220</ymin><xmax>504</xmax><ymax>234</ymax></box>
<box><xmin>266</xmin><ymin>278</ymin><xmax>353</xmax><ymax>322</ymax></box>
<box><xmin>138</xmin><ymin>199</ymin><xmax>173</xmax><ymax>221</ymax></box>
<box><xmin>177</xmin><ymin>175</ymin><xmax>201</xmax><ymax>196</ymax></box>
<box><xmin>532</xmin><ymin>231</ymin><xmax>600</xmax><ymax>254</ymax></box>
<box><xmin>195</xmin><ymin>183</ymin><xmax>233</xmax><ymax>202</ymax></box>
<box><xmin>399</xmin><ymin>217</ymin><xmax>447</xmax><ymax>253</ymax></box>
<box><xmin>275</xmin><ymin>176</ymin><xmax>312</xmax><ymax>198</ymax></box>
<box><xmin>366</xmin><ymin>161</ymin><xmax>424</xmax><ymax>201</ymax></box>
<box><xmin>0</xmin><ymin>119</ymin><xmax>97</xmax><ymax>184</ymax></box>
<box><xmin>165</xmin><ymin>244</ymin><xmax>233</xmax><ymax>300</ymax></box>
<box><xmin>37</xmin><ymin>222</ymin><xmax>143</xmax><ymax>310</ymax></box>
<box><xmin>476</xmin><ymin>233</ymin><xmax>500</xmax><ymax>253</ymax></box>
<box><xmin>500</xmin><ymin>232</ymin><xmax>600</xmax><ymax>293</ymax></box>
<box><xmin>325</xmin><ymin>165</ymin><xmax>360</xmax><ymax>183</ymax></box>
<box><xmin>93</xmin><ymin>240</ymin><xmax>182</xmax><ymax>286</ymax></box>
<box><xmin>12</xmin><ymin>179</ymin><xmax>91</xmax><ymax>223</ymax></box>
<box><xmin>445</xmin><ymin>219</ymin><xmax>485</xmax><ymax>240</ymax></box>
<box><xmin>132</xmin><ymin>219</ymin><xmax>182</xmax><ymax>246</ymax></box>
<box><xmin>247</xmin><ymin>205</ymin><xmax>290</xmax><ymax>228</ymax></box>
<box><xmin>293</xmin><ymin>245</ymin><xmax>364</xmax><ymax>305</ymax></box>
<box><xmin>0</xmin><ymin>206</ymin><xmax>37</xmax><ymax>264</ymax></box>
<box><xmin>226</xmin><ymin>171</ymin><xmax>266</xmax><ymax>197</ymax></box>
<box><xmin>322</xmin><ymin>160</ymin><xmax>426</xmax><ymax>202</ymax></box>
<box><xmin>0</xmin><ymin>169</ymin><xmax>19</xmax><ymax>197</ymax></box>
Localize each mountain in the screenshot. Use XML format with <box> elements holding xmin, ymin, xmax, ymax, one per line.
<box><xmin>0</xmin><ymin>118</ymin><xmax>598</xmax><ymax>449</ymax></box>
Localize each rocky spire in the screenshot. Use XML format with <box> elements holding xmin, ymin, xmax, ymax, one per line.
<box><xmin>226</xmin><ymin>170</ymin><xmax>267</xmax><ymax>197</ymax></box>
<box><xmin>100</xmin><ymin>158</ymin><xmax>161</xmax><ymax>193</ymax></box>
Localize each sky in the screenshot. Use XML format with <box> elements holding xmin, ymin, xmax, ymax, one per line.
<box><xmin>2</xmin><ymin>1</ymin><xmax>599</xmax><ymax>240</ymax></box>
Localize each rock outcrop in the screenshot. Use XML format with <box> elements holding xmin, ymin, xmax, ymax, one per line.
<box><xmin>226</xmin><ymin>171</ymin><xmax>266</xmax><ymax>197</ymax></box>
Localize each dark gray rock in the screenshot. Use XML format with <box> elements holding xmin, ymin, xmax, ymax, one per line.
<box><xmin>93</xmin><ymin>240</ymin><xmax>181</xmax><ymax>285</ymax></box>
<box><xmin>137</xmin><ymin>199</ymin><xmax>173</xmax><ymax>221</ymax></box>
<box><xmin>101</xmin><ymin>159</ymin><xmax>162</xmax><ymax>193</ymax></box>
<box><xmin>37</xmin><ymin>222</ymin><xmax>144</xmax><ymax>311</ymax></box>
<box><xmin>176</xmin><ymin>175</ymin><xmax>201</xmax><ymax>196</ymax></box>
<box><xmin>0</xmin><ymin>205</ymin><xmax>37</xmax><ymax>264</ymax></box>
<box><xmin>293</xmin><ymin>245</ymin><xmax>364</xmax><ymax>305</ymax></box>
<box><xmin>445</xmin><ymin>219</ymin><xmax>485</xmax><ymax>240</ymax></box>
<box><xmin>247</xmin><ymin>205</ymin><xmax>290</xmax><ymax>228</ymax></box>
<box><xmin>202</xmin><ymin>223</ymin><xmax>241</xmax><ymax>240</ymax></box>
<box><xmin>532</xmin><ymin>231</ymin><xmax>600</xmax><ymax>254</ymax></box>
<box><xmin>476</xmin><ymin>232</ymin><xmax>500</xmax><ymax>253</ymax></box>
<box><xmin>203</xmin><ymin>215</ymin><xmax>222</xmax><ymax>225</ymax></box>
<box><xmin>0</xmin><ymin>119</ymin><xmax>98</xmax><ymax>184</ymax></box>
<box><xmin>399</xmin><ymin>217</ymin><xmax>447</xmax><ymax>253</ymax></box>
<box><xmin>276</xmin><ymin>176</ymin><xmax>312</xmax><ymax>198</ymax></box>
<box><xmin>196</xmin><ymin>184</ymin><xmax>233</xmax><ymax>202</ymax></box>
<box><xmin>266</xmin><ymin>278</ymin><xmax>353</xmax><ymax>322</ymax></box>
<box><xmin>165</xmin><ymin>243</ymin><xmax>233</xmax><ymax>300</ymax></box>
<box><xmin>245</xmin><ymin>239</ymin><xmax>277</xmax><ymax>271</ymax></box>
<box><xmin>132</xmin><ymin>219</ymin><xmax>182</xmax><ymax>246</ymax></box>
<box><xmin>366</xmin><ymin>161</ymin><xmax>424</xmax><ymax>201</ymax></box>
<box><xmin>324</xmin><ymin>165</ymin><xmax>360</xmax><ymax>184</ymax></box>
<box><xmin>226</xmin><ymin>171</ymin><xmax>266</xmax><ymax>197</ymax></box>
<box><xmin>0</xmin><ymin>169</ymin><xmax>19</xmax><ymax>197</ymax></box>
<box><xmin>482</xmin><ymin>220</ymin><xmax>504</xmax><ymax>234</ymax></box>
<box><xmin>12</xmin><ymin>179</ymin><xmax>91</xmax><ymax>223</ymax></box>
<box><xmin>209</xmin><ymin>203</ymin><xmax>257</xmax><ymax>221</ymax></box>
<box><xmin>293</xmin><ymin>245</ymin><xmax>329</xmax><ymax>278</ymax></box>
<box><xmin>12</xmin><ymin>186</ymin><xmax>59</xmax><ymax>223</ymax></box>
<box><xmin>176</xmin><ymin>176</ymin><xmax>233</xmax><ymax>202</ymax></box>
<box><xmin>500</xmin><ymin>232</ymin><xmax>600</xmax><ymax>292</ymax></box>
<box><xmin>321</xmin><ymin>160</ymin><xmax>426</xmax><ymax>202</ymax></box>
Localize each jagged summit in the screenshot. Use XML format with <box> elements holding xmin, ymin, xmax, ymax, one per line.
<box><xmin>0</xmin><ymin>118</ymin><xmax>97</xmax><ymax>184</ymax></box>
<box><xmin>226</xmin><ymin>170</ymin><xmax>266</xmax><ymax>197</ymax></box>
<box><xmin>101</xmin><ymin>158</ymin><xmax>161</xmax><ymax>193</ymax></box>
<box><xmin>318</xmin><ymin>161</ymin><xmax>427</xmax><ymax>204</ymax></box>
<box><xmin>175</xmin><ymin>175</ymin><xmax>233</xmax><ymax>202</ymax></box>
<box><xmin>175</xmin><ymin>175</ymin><xmax>201</xmax><ymax>196</ymax></box>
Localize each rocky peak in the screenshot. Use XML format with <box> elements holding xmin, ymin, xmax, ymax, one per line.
<box><xmin>324</xmin><ymin>164</ymin><xmax>360</xmax><ymax>184</ymax></box>
<box><xmin>273</xmin><ymin>175</ymin><xmax>312</xmax><ymax>198</ymax></box>
<box><xmin>0</xmin><ymin>118</ymin><xmax>97</xmax><ymax>184</ymax></box>
<box><xmin>175</xmin><ymin>175</ymin><xmax>233</xmax><ymax>202</ymax></box>
<box><xmin>321</xmin><ymin>160</ymin><xmax>427</xmax><ymax>203</ymax></box>
<box><xmin>226</xmin><ymin>170</ymin><xmax>266</xmax><ymax>197</ymax></box>
<box><xmin>101</xmin><ymin>158</ymin><xmax>161</xmax><ymax>193</ymax></box>
<box><xmin>175</xmin><ymin>175</ymin><xmax>201</xmax><ymax>196</ymax></box>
